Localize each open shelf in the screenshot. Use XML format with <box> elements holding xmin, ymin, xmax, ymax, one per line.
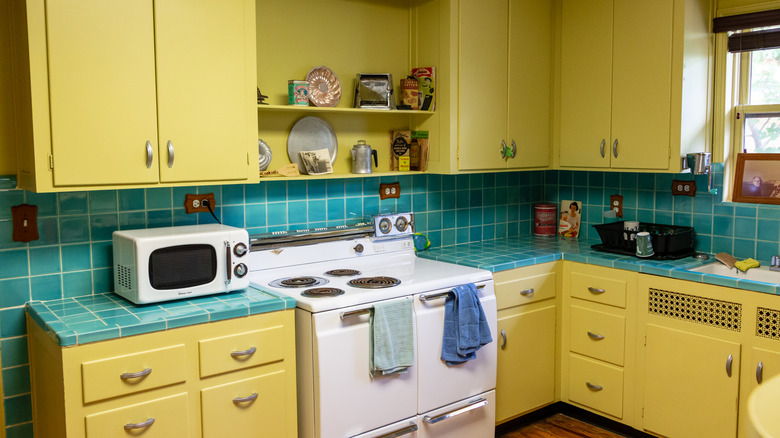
<box><xmin>258</xmin><ymin>104</ymin><xmax>434</xmax><ymax>117</ymax></box>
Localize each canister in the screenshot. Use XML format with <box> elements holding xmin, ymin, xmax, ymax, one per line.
<box><xmin>288</xmin><ymin>80</ymin><xmax>309</xmax><ymax>106</ymax></box>
<box><xmin>534</xmin><ymin>203</ymin><xmax>557</xmax><ymax>236</ymax></box>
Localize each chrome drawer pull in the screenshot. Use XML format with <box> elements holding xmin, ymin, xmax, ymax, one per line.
<box><xmin>500</xmin><ymin>329</ymin><xmax>507</xmax><ymax>350</ymax></box>
<box><xmin>232</xmin><ymin>392</ymin><xmax>259</xmax><ymax>404</ymax></box>
<box><xmin>167</xmin><ymin>140</ymin><xmax>175</xmax><ymax>168</ymax></box>
<box><xmin>372</xmin><ymin>423</ymin><xmax>419</xmax><ymax>438</ymax></box>
<box><xmin>124</xmin><ymin>417</ymin><xmax>155</xmax><ymax>430</ymax></box>
<box><xmin>757</xmin><ymin>361</ymin><xmax>764</xmax><ymax>384</ymax></box>
<box><xmin>599</xmin><ymin>139</ymin><xmax>606</xmax><ymax>158</ymax></box>
<box><xmin>612</xmin><ymin>138</ymin><xmax>618</xmax><ymax>158</ymax></box>
<box><xmin>519</xmin><ymin>288</ymin><xmax>534</xmax><ymax>296</ymax></box>
<box><xmin>145</xmin><ymin>140</ymin><xmax>153</xmax><ymax>168</ymax></box>
<box><xmin>120</xmin><ymin>368</ymin><xmax>152</xmax><ymax>380</ymax></box>
<box><xmin>586</xmin><ymin>382</ymin><xmax>603</xmax><ymax>391</ymax></box>
<box><xmin>587</xmin><ymin>331</ymin><xmax>605</xmax><ymax>340</ymax></box>
<box><xmin>588</xmin><ymin>287</ymin><xmax>606</xmax><ymax>294</ymax></box>
<box><xmin>726</xmin><ymin>354</ymin><xmax>733</xmax><ymax>377</ymax></box>
<box><xmin>231</xmin><ymin>346</ymin><xmax>257</xmax><ymax>358</ymax></box>
<box><xmin>423</xmin><ymin>398</ymin><xmax>488</xmax><ymax>424</ymax></box>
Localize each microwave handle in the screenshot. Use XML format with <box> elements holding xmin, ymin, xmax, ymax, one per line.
<box><xmin>225</xmin><ymin>241</ymin><xmax>232</xmax><ymax>284</ymax></box>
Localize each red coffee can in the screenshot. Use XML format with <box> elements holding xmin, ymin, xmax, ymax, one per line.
<box><xmin>534</xmin><ymin>203</ymin><xmax>557</xmax><ymax>236</ymax></box>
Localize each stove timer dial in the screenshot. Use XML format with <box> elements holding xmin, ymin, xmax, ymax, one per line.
<box><xmin>395</xmin><ymin>216</ymin><xmax>408</xmax><ymax>232</ymax></box>
<box><xmin>378</xmin><ymin>218</ymin><xmax>392</xmax><ymax>234</ymax></box>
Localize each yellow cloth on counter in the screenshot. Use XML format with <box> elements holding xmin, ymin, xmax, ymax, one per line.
<box><xmin>735</xmin><ymin>258</ymin><xmax>760</xmax><ymax>272</ymax></box>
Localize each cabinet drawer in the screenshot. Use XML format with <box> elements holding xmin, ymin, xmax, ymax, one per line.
<box><xmin>569</xmin><ymin>306</ymin><xmax>625</xmax><ymax>366</ymax></box>
<box><xmin>199</xmin><ymin>325</ymin><xmax>285</xmax><ymax>378</ymax></box>
<box><xmin>568</xmin><ymin>354</ymin><xmax>623</xmax><ymax>419</ymax></box>
<box><xmin>570</xmin><ymin>271</ymin><xmax>627</xmax><ymax>308</ymax></box>
<box><xmin>81</xmin><ymin>344</ymin><xmax>186</xmax><ymax>403</ymax></box>
<box><xmin>495</xmin><ymin>271</ymin><xmax>556</xmax><ymax>309</ymax></box>
<box><xmin>85</xmin><ymin>392</ymin><xmax>189</xmax><ymax>437</ymax></box>
<box><xmin>201</xmin><ymin>370</ymin><xmax>287</xmax><ymax>436</ymax></box>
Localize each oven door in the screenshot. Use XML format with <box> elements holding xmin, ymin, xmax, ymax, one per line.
<box><xmin>417</xmin><ymin>390</ymin><xmax>495</xmax><ymax>437</ymax></box>
<box><xmin>312</xmin><ymin>298</ymin><xmax>418</xmax><ymax>437</ymax></box>
<box><xmin>414</xmin><ymin>281</ymin><xmax>497</xmax><ymax>413</ymax></box>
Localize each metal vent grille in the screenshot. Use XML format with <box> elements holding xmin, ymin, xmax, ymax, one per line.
<box><xmin>648</xmin><ymin>288</ymin><xmax>741</xmax><ymax>332</ymax></box>
<box><xmin>757</xmin><ymin>307</ymin><xmax>780</xmax><ymax>340</ymax></box>
<box><xmin>116</xmin><ymin>264</ymin><xmax>132</xmax><ymax>290</ymax></box>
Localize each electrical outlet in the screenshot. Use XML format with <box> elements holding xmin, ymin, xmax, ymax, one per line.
<box><xmin>379</xmin><ymin>183</ymin><xmax>401</xmax><ymax>199</ymax></box>
<box><xmin>609</xmin><ymin>194</ymin><xmax>623</xmax><ymax>218</ymax></box>
<box><xmin>671</xmin><ymin>180</ymin><xmax>697</xmax><ymax>197</ymax></box>
<box><xmin>184</xmin><ymin>193</ymin><xmax>216</xmax><ymax>214</ymax></box>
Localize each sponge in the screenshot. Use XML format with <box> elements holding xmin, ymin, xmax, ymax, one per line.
<box><xmin>735</xmin><ymin>258</ymin><xmax>760</xmax><ymax>272</ymax></box>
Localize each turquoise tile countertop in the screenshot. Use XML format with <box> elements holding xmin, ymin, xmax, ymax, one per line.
<box><xmin>417</xmin><ymin>235</ymin><xmax>780</xmax><ymax>296</ymax></box>
<box><xmin>25</xmin><ymin>287</ymin><xmax>295</xmax><ymax>347</ymax></box>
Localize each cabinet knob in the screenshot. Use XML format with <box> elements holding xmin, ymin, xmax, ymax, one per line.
<box><xmin>145</xmin><ymin>140</ymin><xmax>153</xmax><ymax>168</ymax></box>
<box><xmin>757</xmin><ymin>361</ymin><xmax>764</xmax><ymax>384</ymax></box>
<box><xmin>167</xmin><ymin>140</ymin><xmax>175</xmax><ymax>168</ymax></box>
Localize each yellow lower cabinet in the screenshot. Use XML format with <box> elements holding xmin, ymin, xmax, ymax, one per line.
<box><xmin>85</xmin><ymin>393</ymin><xmax>189</xmax><ymax>437</ymax></box>
<box><xmin>567</xmin><ymin>354</ymin><xmax>623</xmax><ymax>419</ymax></box>
<box><xmin>198</xmin><ymin>325</ymin><xmax>286</xmax><ymax>378</ymax></box>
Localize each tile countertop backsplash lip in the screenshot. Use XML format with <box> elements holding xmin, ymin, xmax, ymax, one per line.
<box><xmin>25</xmin><ymin>286</ymin><xmax>296</xmax><ymax>347</ymax></box>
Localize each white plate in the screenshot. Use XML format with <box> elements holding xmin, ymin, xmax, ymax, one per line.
<box><xmin>287</xmin><ymin>116</ymin><xmax>338</xmax><ymax>172</ymax></box>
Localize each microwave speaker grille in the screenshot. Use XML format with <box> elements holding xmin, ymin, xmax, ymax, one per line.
<box><xmin>116</xmin><ymin>264</ymin><xmax>133</xmax><ymax>290</ymax></box>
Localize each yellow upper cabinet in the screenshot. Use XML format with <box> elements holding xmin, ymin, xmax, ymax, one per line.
<box><xmin>456</xmin><ymin>0</ymin><xmax>553</xmax><ymax>171</ymax></box>
<box><xmin>11</xmin><ymin>0</ymin><xmax>258</xmax><ymax>192</ymax></box>
<box><xmin>557</xmin><ymin>0</ymin><xmax>712</xmax><ymax>172</ymax></box>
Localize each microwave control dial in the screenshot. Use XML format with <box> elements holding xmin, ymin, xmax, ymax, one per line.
<box><xmin>234</xmin><ymin>263</ymin><xmax>247</xmax><ymax>278</ymax></box>
<box><xmin>233</xmin><ymin>242</ymin><xmax>248</xmax><ymax>257</ymax></box>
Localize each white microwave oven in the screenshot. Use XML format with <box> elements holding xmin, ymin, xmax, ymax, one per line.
<box><xmin>112</xmin><ymin>224</ymin><xmax>250</xmax><ymax>304</ymax></box>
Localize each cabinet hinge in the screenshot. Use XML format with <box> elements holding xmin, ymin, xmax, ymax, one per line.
<box><xmin>247</xmin><ymin>152</ymin><xmax>250</xmax><ymax>165</ymax></box>
<box><xmin>48</xmin><ymin>154</ymin><xmax>54</xmax><ymax>170</ymax></box>
<box><xmin>644</xmin><ymin>334</ymin><xmax>647</xmax><ymax>346</ymax></box>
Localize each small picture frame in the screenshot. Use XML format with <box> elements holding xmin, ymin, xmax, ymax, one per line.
<box><xmin>732</xmin><ymin>153</ymin><xmax>780</xmax><ymax>204</ymax></box>
<box><xmin>558</xmin><ymin>200</ymin><xmax>582</xmax><ymax>238</ymax></box>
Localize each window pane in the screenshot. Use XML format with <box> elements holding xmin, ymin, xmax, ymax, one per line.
<box><xmin>749</xmin><ymin>48</ymin><xmax>780</xmax><ymax>105</ymax></box>
<box><xmin>743</xmin><ymin>113</ymin><xmax>780</xmax><ymax>152</ymax></box>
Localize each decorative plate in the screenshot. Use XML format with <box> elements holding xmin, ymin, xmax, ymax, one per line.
<box><xmin>287</xmin><ymin>116</ymin><xmax>338</xmax><ymax>172</ymax></box>
<box><xmin>306</xmin><ymin>66</ymin><xmax>341</xmax><ymax>107</ymax></box>
<box><xmin>258</xmin><ymin>139</ymin><xmax>272</xmax><ymax>171</ymax></box>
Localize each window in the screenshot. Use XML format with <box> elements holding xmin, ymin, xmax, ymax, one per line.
<box><xmin>736</xmin><ymin>44</ymin><xmax>780</xmax><ymax>154</ymax></box>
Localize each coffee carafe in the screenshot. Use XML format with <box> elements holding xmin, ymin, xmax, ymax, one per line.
<box><xmin>351</xmin><ymin>140</ymin><xmax>378</xmax><ymax>174</ymax></box>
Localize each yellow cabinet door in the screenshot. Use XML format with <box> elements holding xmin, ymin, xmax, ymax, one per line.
<box><xmin>610</xmin><ymin>0</ymin><xmax>673</xmax><ymax>169</ymax></box>
<box><xmin>201</xmin><ymin>370</ymin><xmax>289</xmax><ymax>437</ymax></box>
<box><xmin>155</xmin><ymin>0</ymin><xmax>252</xmax><ymax>183</ymax></box>
<box><xmin>45</xmin><ymin>0</ymin><xmax>159</xmax><ymax>186</ymax></box>
<box><xmin>559</xmin><ymin>0</ymin><xmax>612</xmax><ymax>168</ymax></box>
<box><xmin>506</xmin><ymin>0</ymin><xmax>552</xmax><ymax>169</ymax></box>
<box><xmin>643</xmin><ymin>324</ymin><xmax>740</xmax><ymax>438</ymax></box>
<box><xmin>85</xmin><ymin>393</ymin><xmax>190</xmax><ymax>438</ymax></box>
<box><xmin>749</xmin><ymin>347</ymin><xmax>780</xmax><ymax>392</ymax></box>
<box><xmin>496</xmin><ymin>304</ymin><xmax>555</xmax><ymax>423</ymax></box>
<box><xmin>458</xmin><ymin>0</ymin><xmax>509</xmax><ymax>171</ymax></box>
<box><xmin>568</xmin><ymin>354</ymin><xmax>624</xmax><ymax>419</ymax></box>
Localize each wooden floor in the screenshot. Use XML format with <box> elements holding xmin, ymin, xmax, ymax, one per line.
<box><xmin>497</xmin><ymin>413</ymin><xmax>628</xmax><ymax>438</ymax></box>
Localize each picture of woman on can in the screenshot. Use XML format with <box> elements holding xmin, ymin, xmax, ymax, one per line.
<box><xmin>558</xmin><ymin>200</ymin><xmax>582</xmax><ymax>238</ymax></box>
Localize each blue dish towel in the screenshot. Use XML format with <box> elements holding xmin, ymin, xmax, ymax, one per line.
<box><xmin>441</xmin><ymin>283</ymin><xmax>493</xmax><ymax>365</ymax></box>
<box><xmin>370</xmin><ymin>297</ymin><xmax>414</xmax><ymax>377</ymax></box>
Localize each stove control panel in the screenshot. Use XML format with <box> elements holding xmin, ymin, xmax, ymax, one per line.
<box><xmin>374</xmin><ymin>212</ymin><xmax>415</xmax><ymax>238</ymax></box>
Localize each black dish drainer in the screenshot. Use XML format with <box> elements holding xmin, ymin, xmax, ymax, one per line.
<box><xmin>591</xmin><ymin>221</ymin><xmax>695</xmax><ymax>260</ymax></box>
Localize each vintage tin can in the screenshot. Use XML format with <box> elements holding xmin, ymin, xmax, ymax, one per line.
<box><xmin>288</xmin><ymin>80</ymin><xmax>309</xmax><ymax>106</ymax></box>
<box><xmin>534</xmin><ymin>203</ymin><xmax>557</xmax><ymax>236</ymax></box>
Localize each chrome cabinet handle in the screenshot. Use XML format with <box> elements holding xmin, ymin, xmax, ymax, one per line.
<box><xmin>124</xmin><ymin>417</ymin><xmax>155</xmax><ymax>430</ymax></box>
<box><xmin>167</xmin><ymin>140</ymin><xmax>175</xmax><ymax>168</ymax></box>
<box><xmin>588</xmin><ymin>287</ymin><xmax>605</xmax><ymax>294</ymax></box>
<box><xmin>600</xmin><ymin>139</ymin><xmax>606</xmax><ymax>158</ymax></box>
<box><xmin>145</xmin><ymin>140</ymin><xmax>153</xmax><ymax>168</ymax></box>
<box><xmin>232</xmin><ymin>393</ymin><xmax>258</xmax><ymax>404</ymax></box>
<box><xmin>500</xmin><ymin>140</ymin><xmax>508</xmax><ymax>159</ymax></box>
<box><xmin>587</xmin><ymin>331</ymin><xmax>605</xmax><ymax>340</ymax></box>
<box><xmin>519</xmin><ymin>288</ymin><xmax>534</xmax><ymax>296</ymax></box>
<box><xmin>509</xmin><ymin>140</ymin><xmax>517</xmax><ymax>158</ymax></box>
<box><xmin>757</xmin><ymin>361</ymin><xmax>764</xmax><ymax>384</ymax></box>
<box><xmin>373</xmin><ymin>423</ymin><xmax>419</xmax><ymax>438</ymax></box>
<box><xmin>586</xmin><ymin>382</ymin><xmax>603</xmax><ymax>391</ymax></box>
<box><xmin>231</xmin><ymin>346</ymin><xmax>257</xmax><ymax>358</ymax></box>
<box><xmin>500</xmin><ymin>329</ymin><xmax>507</xmax><ymax>350</ymax></box>
<box><xmin>423</xmin><ymin>398</ymin><xmax>488</xmax><ymax>424</ymax></box>
<box><xmin>418</xmin><ymin>285</ymin><xmax>485</xmax><ymax>303</ymax></box>
<box><xmin>726</xmin><ymin>354</ymin><xmax>733</xmax><ymax>377</ymax></box>
<box><xmin>120</xmin><ymin>368</ymin><xmax>152</xmax><ymax>380</ymax></box>
<box><xmin>225</xmin><ymin>241</ymin><xmax>232</xmax><ymax>284</ymax></box>
<box><xmin>612</xmin><ymin>138</ymin><xmax>618</xmax><ymax>158</ymax></box>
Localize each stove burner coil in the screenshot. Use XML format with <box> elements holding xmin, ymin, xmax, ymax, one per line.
<box><xmin>347</xmin><ymin>276</ymin><xmax>401</xmax><ymax>289</ymax></box>
<box><xmin>325</xmin><ymin>269</ymin><xmax>361</xmax><ymax>277</ymax></box>
<box><xmin>301</xmin><ymin>287</ymin><xmax>345</xmax><ymax>298</ymax></box>
<box><xmin>269</xmin><ymin>276</ymin><xmax>328</xmax><ymax>288</ymax></box>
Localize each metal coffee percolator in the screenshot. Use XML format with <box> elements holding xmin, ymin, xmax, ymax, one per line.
<box><xmin>351</xmin><ymin>140</ymin><xmax>378</xmax><ymax>174</ymax></box>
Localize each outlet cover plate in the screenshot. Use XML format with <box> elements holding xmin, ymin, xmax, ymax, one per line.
<box><xmin>379</xmin><ymin>183</ymin><xmax>401</xmax><ymax>200</ymax></box>
<box><xmin>672</xmin><ymin>180</ymin><xmax>697</xmax><ymax>197</ymax></box>
<box><xmin>184</xmin><ymin>193</ymin><xmax>216</xmax><ymax>214</ymax></box>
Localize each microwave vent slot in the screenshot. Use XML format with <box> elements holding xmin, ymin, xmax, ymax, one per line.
<box><xmin>116</xmin><ymin>264</ymin><xmax>133</xmax><ymax>290</ymax></box>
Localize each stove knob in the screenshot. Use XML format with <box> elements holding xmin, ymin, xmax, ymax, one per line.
<box><xmin>233</xmin><ymin>242</ymin><xmax>248</xmax><ymax>257</ymax></box>
<box><xmin>354</xmin><ymin>244</ymin><xmax>364</xmax><ymax>253</ymax></box>
<box><xmin>234</xmin><ymin>263</ymin><xmax>248</xmax><ymax>278</ymax></box>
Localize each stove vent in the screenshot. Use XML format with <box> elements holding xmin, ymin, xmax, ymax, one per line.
<box><xmin>648</xmin><ymin>288</ymin><xmax>741</xmax><ymax>332</ymax></box>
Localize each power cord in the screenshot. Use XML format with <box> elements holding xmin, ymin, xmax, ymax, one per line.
<box><xmin>201</xmin><ymin>199</ymin><xmax>222</xmax><ymax>224</ymax></box>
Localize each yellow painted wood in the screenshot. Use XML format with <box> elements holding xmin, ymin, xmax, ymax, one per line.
<box><xmin>567</xmin><ymin>354</ymin><xmax>624</xmax><ymax>419</ymax></box>
<box><xmin>457</xmin><ymin>0</ymin><xmax>509</xmax><ymax>171</ymax></box>
<box><xmin>496</xmin><ymin>304</ymin><xmax>556</xmax><ymax>423</ymax></box>
<box><xmin>45</xmin><ymin>0</ymin><xmax>159</xmax><ymax>186</ymax></box>
<box><xmin>559</xmin><ymin>0</ymin><xmax>613</xmax><ymax>168</ymax></box>
<box><xmin>494</xmin><ymin>268</ymin><xmax>557</xmax><ymax>309</ymax></box>
<box><xmin>643</xmin><ymin>323</ymin><xmax>739</xmax><ymax>438</ymax></box>
<box><xmin>750</xmin><ymin>347</ymin><xmax>780</xmax><ymax>392</ymax></box>
<box><xmin>0</xmin><ymin>1</ymin><xmax>17</xmax><ymax>176</ymax></box>
<box><xmin>81</xmin><ymin>344</ymin><xmax>187</xmax><ymax>404</ymax></box>
<box><xmin>85</xmin><ymin>393</ymin><xmax>190</xmax><ymax>437</ymax></box>
<box><xmin>200</xmin><ymin>370</ymin><xmax>288</xmax><ymax>437</ymax></box>
<box><xmin>568</xmin><ymin>266</ymin><xmax>629</xmax><ymax>309</ymax></box>
<box><xmin>199</xmin><ymin>325</ymin><xmax>286</xmax><ymax>378</ymax></box>
<box><xmin>569</xmin><ymin>306</ymin><xmax>626</xmax><ymax>367</ymax></box>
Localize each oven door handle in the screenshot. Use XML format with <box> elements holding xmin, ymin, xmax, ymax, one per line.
<box><xmin>340</xmin><ymin>307</ymin><xmax>373</xmax><ymax>319</ymax></box>
<box><xmin>353</xmin><ymin>422</ymin><xmax>418</xmax><ymax>438</ymax></box>
<box><xmin>419</xmin><ymin>285</ymin><xmax>486</xmax><ymax>302</ymax></box>
<box><xmin>422</xmin><ymin>398</ymin><xmax>488</xmax><ymax>424</ymax></box>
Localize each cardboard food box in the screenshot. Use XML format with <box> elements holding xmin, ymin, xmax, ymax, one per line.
<box><xmin>390</xmin><ymin>130</ymin><xmax>411</xmax><ymax>171</ymax></box>
<box><xmin>410</xmin><ymin>131</ymin><xmax>428</xmax><ymax>172</ymax></box>
<box><xmin>411</xmin><ymin>67</ymin><xmax>435</xmax><ymax>111</ymax></box>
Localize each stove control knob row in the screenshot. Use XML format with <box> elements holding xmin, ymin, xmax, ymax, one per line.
<box><xmin>354</xmin><ymin>243</ymin><xmax>364</xmax><ymax>253</ymax></box>
<box><xmin>234</xmin><ymin>263</ymin><xmax>247</xmax><ymax>278</ymax></box>
<box><xmin>233</xmin><ymin>242</ymin><xmax>248</xmax><ymax>257</ymax></box>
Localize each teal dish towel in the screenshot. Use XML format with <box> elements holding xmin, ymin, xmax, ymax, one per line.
<box><xmin>370</xmin><ymin>297</ymin><xmax>414</xmax><ymax>377</ymax></box>
<box><xmin>441</xmin><ymin>283</ymin><xmax>493</xmax><ymax>365</ymax></box>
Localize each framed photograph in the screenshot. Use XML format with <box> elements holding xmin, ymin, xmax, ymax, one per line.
<box><xmin>733</xmin><ymin>153</ymin><xmax>780</xmax><ymax>204</ymax></box>
<box><xmin>558</xmin><ymin>200</ymin><xmax>582</xmax><ymax>238</ymax></box>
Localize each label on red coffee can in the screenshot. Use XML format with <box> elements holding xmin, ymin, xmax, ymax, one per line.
<box><xmin>534</xmin><ymin>203</ymin><xmax>557</xmax><ymax>236</ymax></box>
